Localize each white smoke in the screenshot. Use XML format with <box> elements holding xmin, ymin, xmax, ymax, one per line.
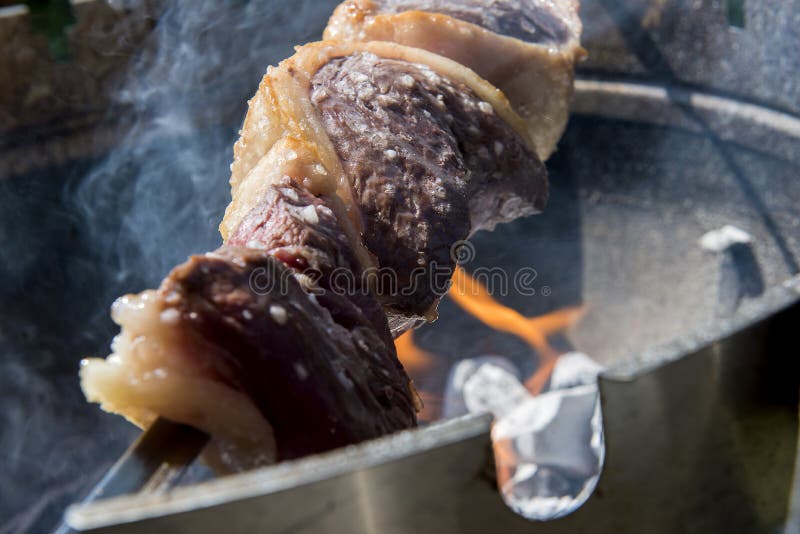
<box><xmin>72</xmin><ymin>0</ymin><xmax>340</xmax><ymax>294</ymax></box>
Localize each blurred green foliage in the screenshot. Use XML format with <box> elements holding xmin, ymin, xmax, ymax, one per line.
<box><xmin>25</xmin><ymin>0</ymin><xmax>76</xmax><ymax>61</ymax></box>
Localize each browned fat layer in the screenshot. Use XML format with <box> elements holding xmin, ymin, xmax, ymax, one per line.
<box><xmin>163</xmin><ymin>246</ymin><xmax>417</xmax><ymax>460</ymax></box>
<box><xmin>310</xmin><ymin>51</ymin><xmax>546</xmax><ymax>323</ymax></box>
<box><xmin>368</xmin><ymin>0</ymin><xmax>571</xmax><ymax>46</ymax></box>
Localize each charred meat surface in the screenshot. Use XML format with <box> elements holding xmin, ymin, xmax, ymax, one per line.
<box><xmin>369</xmin><ymin>0</ymin><xmax>572</xmax><ymax>46</ymax></box>
<box><xmin>159</xmin><ymin>246</ymin><xmax>416</xmax><ymax>461</ymax></box>
<box><xmin>311</xmin><ymin>52</ymin><xmax>546</xmax><ymax>322</ymax></box>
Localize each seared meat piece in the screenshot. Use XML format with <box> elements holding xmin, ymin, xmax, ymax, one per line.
<box><xmin>81</xmin><ymin>285</ymin><xmax>277</xmax><ymax>472</ymax></box>
<box><xmin>227</xmin><ymin>179</ymin><xmax>356</xmax><ymax>277</ymax></box>
<box><xmin>224</xmin><ymin>41</ymin><xmax>546</xmax><ymax>333</ymax></box>
<box><xmin>227</xmin><ymin>177</ymin><xmax>392</xmax><ymax>345</ymax></box>
<box><xmin>325</xmin><ymin>0</ymin><xmax>584</xmax><ymax>159</ymax></box>
<box><xmin>164</xmin><ymin>247</ymin><xmax>416</xmax><ymax>461</ymax></box>
<box><xmin>82</xmin><ymin>237</ymin><xmax>416</xmax><ymax>469</ymax></box>
<box><xmin>358</xmin><ymin>0</ymin><xmax>573</xmax><ymax>45</ymax></box>
<box><xmin>311</xmin><ymin>52</ymin><xmax>545</xmax><ymax>324</ymax></box>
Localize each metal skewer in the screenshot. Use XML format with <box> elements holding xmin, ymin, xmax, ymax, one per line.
<box><xmin>56</xmin><ymin>417</ymin><xmax>209</xmax><ymax>533</ymax></box>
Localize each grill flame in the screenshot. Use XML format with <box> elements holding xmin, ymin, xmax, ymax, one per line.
<box><xmin>449</xmin><ymin>266</ymin><xmax>586</xmax><ymax>395</ymax></box>
<box><xmin>396</xmin><ymin>266</ymin><xmax>585</xmax><ymax>404</ymax></box>
<box><xmin>395</xmin><ymin>267</ymin><xmax>590</xmax><ymax>495</ymax></box>
<box><xmin>394</xmin><ymin>330</ymin><xmax>434</xmax><ymax>374</ymax></box>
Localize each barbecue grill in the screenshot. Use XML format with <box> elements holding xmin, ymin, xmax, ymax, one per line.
<box><xmin>1</xmin><ymin>1</ymin><xmax>799</xmax><ymax>533</ymax></box>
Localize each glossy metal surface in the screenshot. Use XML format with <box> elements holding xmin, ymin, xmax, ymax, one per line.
<box><xmin>54</xmin><ymin>418</ymin><xmax>208</xmax><ymax>534</ymax></box>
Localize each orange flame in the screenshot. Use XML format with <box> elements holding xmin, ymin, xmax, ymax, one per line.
<box><xmin>395</xmin><ymin>331</ymin><xmax>439</xmax><ymax>422</ymax></box>
<box><xmin>394</xmin><ymin>266</ymin><xmax>585</xmax><ymax>426</ymax></box>
<box><xmin>395</xmin><ymin>266</ymin><xmax>586</xmax><ymax>489</ymax></box>
<box><xmin>415</xmin><ymin>391</ymin><xmax>442</xmax><ymax>423</ymax></box>
<box><xmin>449</xmin><ymin>266</ymin><xmax>586</xmax><ymax>491</ymax></box>
<box><xmin>449</xmin><ymin>266</ymin><xmax>585</xmax><ymax>394</ymax></box>
<box><xmin>394</xmin><ymin>331</ymin><xmax>434</xmax><ymax>374</ymax></box>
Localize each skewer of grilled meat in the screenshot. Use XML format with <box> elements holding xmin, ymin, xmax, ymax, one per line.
<box><xmin>80</xmin><ymin>2</ymin><xmax>581</xmax><ymax>474</ymax></box>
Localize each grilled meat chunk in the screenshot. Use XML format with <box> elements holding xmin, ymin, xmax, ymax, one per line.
<box><xmin>325</xmin><ymin>0</ymin><xmax>584</xmax><ymax>159</ymax></box>
<box><xmin>311</xmin><ymin>51</ymin><xmax>546</xmax><ymax>323</ymax></box>
<box><xmin>224</xmin><ymin>41</ymin><xmax>546</xmax><ymax>333</ymax></box>
<box><xmin>82</xmin><ymin>234</ymin><xmax>416</xmax><ymax>469</ymax></box>
<box><xmin>227</xmin><ymin>177</ymin><xmax>392</xmax><ymax>345</ymax></box>
<box><xmin>359</xmin><ymin>0</ymin><xmax>573</xmax><ymax>45</ymax></box>
<box><xmin>162</xmin><ymin>246</ymin><xmax>417</xmax><ymax>461</ymax></box>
